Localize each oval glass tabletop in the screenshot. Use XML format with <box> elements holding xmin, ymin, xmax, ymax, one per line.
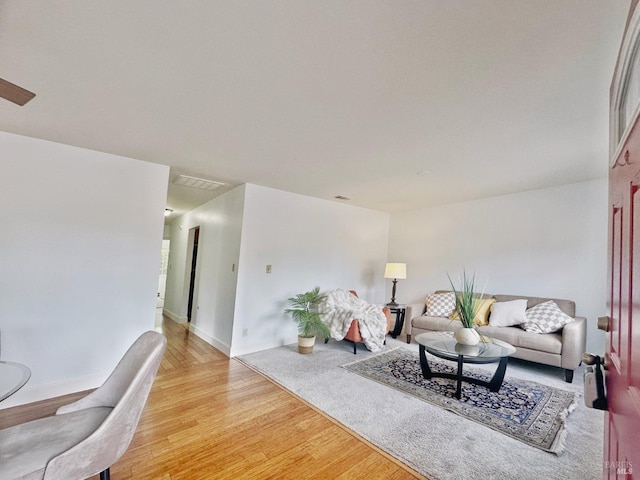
<box><xmin>0</xmin><ymin>361</ymin><xmax>31</xmax><ymax>402</ymax></box>
<box><xmin>414</xmin><ymin>331</ymin><xmax>515</xmax><ymax>363</ymax></box>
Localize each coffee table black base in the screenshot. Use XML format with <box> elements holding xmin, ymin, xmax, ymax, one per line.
<box><xmin>419</xmin><ymin>344</ymin><xmax>509</xmax><ymax>399</ymax></box>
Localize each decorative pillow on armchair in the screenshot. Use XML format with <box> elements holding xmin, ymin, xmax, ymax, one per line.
<box><xmin>522</xmin><ymin>300</ymin><xmax>574</xmax><ymax>333</ymax></box>
<box><xmin>425</xmin><ymin>292</ymin><xmax>456</xmax><ymax>317</ymax></box>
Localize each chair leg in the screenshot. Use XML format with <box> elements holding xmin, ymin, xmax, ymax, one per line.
<box><xmin>100</xmin><ymin>468</ymin><xmax>111</xmax><ymax>480</ymax></box>
<box><xmin>353</xmin><ymin>342</ymin><xmax>357</xmax><ymax>354</ymax></box>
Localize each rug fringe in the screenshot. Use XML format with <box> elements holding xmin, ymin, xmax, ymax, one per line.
<box><xmin>549</xmin><ymin>392</ymin><xmax>579</xmax><ymax>455</ymax></box>
<box><xmin>550</xmin><ymin>427</ymin><xmax>569</xmax><ymax>455</ymax></box>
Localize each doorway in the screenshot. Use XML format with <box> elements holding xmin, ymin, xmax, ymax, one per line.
<box><xmin>186</xmin><ymin>227</ymin><xmax>200</xmax><ymax>323</ymax></box>
<box><xmin>157</xmin><ymin>239</ymin><xmax>170</xmax><ymax>308</ymax></box>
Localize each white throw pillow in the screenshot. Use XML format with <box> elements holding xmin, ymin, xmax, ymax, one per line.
<box><xmin>489</xmin><ymin>299</ymin><xmax>528</xmax><ymax>327</ymax></box>
<box><xmin>425</xmin><ymin>292</ymin><xmax>456</xmax><ymax>317</ymax></box>
<box><xmin>522</xmin><ymin>300</ymin><xmax>574</xmax><ymax>333</ymax></box>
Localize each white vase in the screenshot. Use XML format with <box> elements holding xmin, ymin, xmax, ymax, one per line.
<box><xmin>454</xmin><ymin>343</ymin><xmax>481</xmax><ymax>356</ymax></box>
<box><xmin>298</xmin><ymin>335</ymin><xmax>316</xmax><ymax>354</ymax></box>
<box><xmin>454</xmin><ymin>327</ymin><xmax>480</xmax><ymax>346</ymax></box>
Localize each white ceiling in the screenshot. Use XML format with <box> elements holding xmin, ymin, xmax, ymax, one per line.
<box><xmin>0</xmin><ymin>1</ymin><xmax>630</xmax><ymax>218</ymax></box>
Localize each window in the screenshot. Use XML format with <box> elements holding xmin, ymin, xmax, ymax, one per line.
<box><xmin>619</xmin><ymin>41</ymin><xmax>640</xmax><ymax>141</ymax></box>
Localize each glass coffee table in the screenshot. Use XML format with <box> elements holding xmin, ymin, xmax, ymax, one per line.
<box><xmin>415</xmin><ymin>331</ymin><xmax>516</xmax><ymax>399</ymax></box>
<box><xmin>0</xmin><ymin>361</ymin><xmax>31</xmax><ymax>402</ymax></box>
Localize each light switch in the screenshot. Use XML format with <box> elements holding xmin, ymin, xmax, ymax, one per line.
<box><xmin>266</xmin><ymin>264</ymin><xmax>272</xmax><ymax>274</ymax></box>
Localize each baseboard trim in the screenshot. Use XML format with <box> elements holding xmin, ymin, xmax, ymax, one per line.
<box><xmin>188</xmin><ymin>323</ymin><xmax>231</xmax><ymax>357</ymax></box>
<box><xmin>163</xmin><ymin>308</ymin><xmax>188</xmax><ymax>324</ymax></box>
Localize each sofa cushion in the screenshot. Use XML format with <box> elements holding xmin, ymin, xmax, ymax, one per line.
<box><xmin>523</xmin><ymin>300</ymin><xmax>574</xmax><ymax>333</ymax></box>
<box><xmin>489</xmin><ymin>299</ymin><xmax>527</xmax><ymax>327</ymax></box>
<box><xmin>413</xmin><ymin>315</ymin><xmax>458</xmax><ymax>332</ymax></box>
<box><xmin>478</xmin><ymin>325</ymin><xmax>563</xmax><ymax>355</ymax></box>
<box><xmin>425</xmin><ymin>292</ymin><xmax>456</xmax><ymax>317</ymax></box>
<box><xmin>449</xmin><ymin>298</ymin><xmax>495</xmax><ymax>326</ymax></box>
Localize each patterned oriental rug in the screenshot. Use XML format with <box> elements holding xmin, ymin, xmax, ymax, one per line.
<box><xmin>343</xmin><ymin>348</ymin><xmax>577</xmax><ymax>454</ymax></box>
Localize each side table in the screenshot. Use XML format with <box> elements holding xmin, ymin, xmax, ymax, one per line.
<box><xmin>387</xmin><ymin>304</ymin><xmax>406</xmax><ymax>339</ymax></box>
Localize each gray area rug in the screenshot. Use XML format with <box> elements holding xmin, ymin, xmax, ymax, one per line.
<box><xmin>237</xmin><ymin>337</ymin><xmax>604</xmax><ymax>480</ymax></box>
<box><xmin>343</xmin><ymin>348</ymin><xmax>576</xmax><ymax>454</ymax></box>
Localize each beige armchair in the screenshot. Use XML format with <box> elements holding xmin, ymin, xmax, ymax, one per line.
<box><xmin>0</xmin><ymin>330</ymin><xmax>166</xmax><ymax>480</ymax></box>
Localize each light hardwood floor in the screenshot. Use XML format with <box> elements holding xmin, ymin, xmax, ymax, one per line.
<box><xmin>0</xmin><ymin>315</ymin><xmax>425</xmax><ymax>479</ymax></box>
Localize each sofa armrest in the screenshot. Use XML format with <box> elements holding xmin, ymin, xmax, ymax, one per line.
<box><xmin>560</xmin><ymin>316</ymin><xmax>587</xmax><ymax>370</ymax></box>
<box><xmin>405</xmin><ymin>303</ymin><xmax>426</xmax><ymax>340</ymax></box>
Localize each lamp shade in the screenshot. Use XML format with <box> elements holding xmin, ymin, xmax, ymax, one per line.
<box><xmin>384</xmin><ymin>263</ymin><xmax>406</xmax><ymax>280</ymax></box>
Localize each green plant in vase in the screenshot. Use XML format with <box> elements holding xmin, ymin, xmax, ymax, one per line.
<box><xmin>448</xmin><ymin>271</ymin><xmax>485</xmax><ymax>346</ymax></box>
<box><xmin>284</xmin><ymin>287</ymin><xmax>331</xmax><ymax>354</ymax></box>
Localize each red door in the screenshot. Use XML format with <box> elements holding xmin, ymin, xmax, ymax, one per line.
<box><xmin>606</xmin><ymin>5</ymin><xmax>640</xmax><ymax>475</ymax></box>
<box><xmin>606</xmin><ymin>136</ymin><xmax>640</xmax><ymax>479</ymax></box>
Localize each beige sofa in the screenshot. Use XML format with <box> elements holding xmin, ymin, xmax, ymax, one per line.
<box><xmin>405</xmin><ymin>292</ymin><xmax>587</xmax><ymax>383</ymax></box>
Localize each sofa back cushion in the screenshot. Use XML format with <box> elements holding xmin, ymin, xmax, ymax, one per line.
<box><xmin>434</xmin><ymin>290</ymin><xmax>576</xmax><ymax>318</ymax></box>
<box><xmin>493</xmin><ymin>294</ymin><xmax>575</xmax><ymax>318</ymax></box>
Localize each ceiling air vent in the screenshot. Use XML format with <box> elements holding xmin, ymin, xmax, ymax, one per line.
<box><xmin>173</xmin><ymin>175</ymin><xmax>225</xmax><ymax>191</ymax></box>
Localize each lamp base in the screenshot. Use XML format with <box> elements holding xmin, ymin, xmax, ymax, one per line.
<box><xmin>387</xmin><ymin>278</ymin><xmax>399</xmax><ymax>307</ymax></box>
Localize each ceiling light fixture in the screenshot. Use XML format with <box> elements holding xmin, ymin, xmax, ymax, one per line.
<box><xmin>164</xmin><ymin>209</ymin><xmax>174</xmax><ymax>217</ymax></box>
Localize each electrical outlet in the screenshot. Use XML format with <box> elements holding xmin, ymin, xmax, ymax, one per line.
<box><xmin>266</xmin><ymin>264</ymin><xmax>272</xmax><ymax>274</ymax></box>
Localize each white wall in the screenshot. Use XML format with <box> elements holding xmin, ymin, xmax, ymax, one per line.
<box><xmin>0</xmin><ymin>132</ymin><xmax>169</xmax><ymax>407</ymax></box>
<box><xmin>163</xmin><ymin>183</ymin><xmax>390</xmax><ymax>357</ymax></box>
<box><xmin>388</xmin><ymin>179</ymin><xmax>608</xmax><ymax>354</ymax></box>
<box><xmin>163</xmin><ymin>185</ymin><xmax>245</xmax><ymax>354</ymax></box>
<box><xmin>231</xmin><ymin>184</ymin><xmax>390</xmax><ymax>356</ymax></box>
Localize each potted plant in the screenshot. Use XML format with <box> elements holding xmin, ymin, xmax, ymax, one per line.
<box><xmin>284</xmin><ymin>287</ymin><xmax>331</xmax><ymax>354</ymax></box>
<box><xmin>448</xmin><ymin>271</ymin><xmax>485</xmax><ymax>346</ymax></box>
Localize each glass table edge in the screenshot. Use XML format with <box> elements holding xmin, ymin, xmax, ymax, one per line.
<box><xmin>414</xmin><ymin>331</ymin><xmax>516</xmax><ymax>360</ymax></box>
<box><xmin>0</xmin><ymin>361</ymin><xmax>31</xmax><ymax>402</ymax></box>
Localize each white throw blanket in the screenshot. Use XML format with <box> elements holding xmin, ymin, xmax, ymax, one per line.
<box><xmin>318</xmin><ymin>289</ymin><xmax>387</xmax><ymax>352</ymax></box>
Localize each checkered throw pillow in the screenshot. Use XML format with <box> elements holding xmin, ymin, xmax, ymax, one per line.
<box><xmin>425</xmin><ymin>292</ymin><xmax>456</xmax><ymax>317</ymax></box>
<box><xmin>522</xmin><ymin>300</ymin><xmax>574</xmax><ymax>333</ymax></box>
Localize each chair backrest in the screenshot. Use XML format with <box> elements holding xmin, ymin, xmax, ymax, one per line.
<box><xmin>43</xmin><ymin>331</ymin><xmax>167</xmax><ymax>480</ymax></box>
